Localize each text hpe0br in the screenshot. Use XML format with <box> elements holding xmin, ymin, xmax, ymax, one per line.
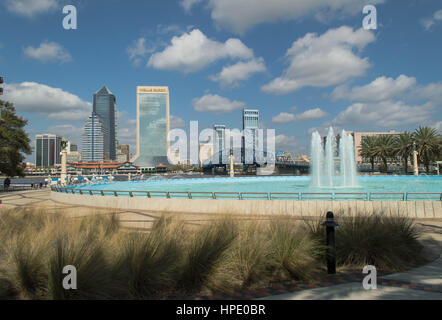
<box><xmin>221</xmin><ymin>304</ymin><xmax>265</xmax><ymax>315</ymax></box>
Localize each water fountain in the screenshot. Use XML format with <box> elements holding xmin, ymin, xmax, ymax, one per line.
<box><xmin>310</xmin><ymin>127</ymin><xmax>359</xmax><ymax>188</ymax></box>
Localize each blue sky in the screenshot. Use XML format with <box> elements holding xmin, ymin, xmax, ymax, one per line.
<box><xmin>0</xmin><ymin>0</ymin><xmax>441</xmax><ymax>162</ymax></box>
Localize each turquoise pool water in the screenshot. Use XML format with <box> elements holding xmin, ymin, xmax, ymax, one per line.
<box><xmin>70</xmin><ymin>175</ymin><xmax>442</xmax><ymax>195</ymax></box>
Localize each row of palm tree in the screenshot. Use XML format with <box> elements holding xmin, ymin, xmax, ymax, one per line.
<box><xmin>359</xmin><ymin>126</ymin><xmax>442</xmax><ymax>173</ymax></box>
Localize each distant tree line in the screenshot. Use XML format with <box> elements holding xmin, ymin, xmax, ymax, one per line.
<box><xmin>359</xmin><ymin>127</ymin><xmax>442</xmax><ymax>173</ymax></box>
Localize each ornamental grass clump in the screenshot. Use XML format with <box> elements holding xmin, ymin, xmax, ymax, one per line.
<box><xmin>334</xmin><ymin>213</ymin><xmax>424</xmax><ymax>272</ymax></box>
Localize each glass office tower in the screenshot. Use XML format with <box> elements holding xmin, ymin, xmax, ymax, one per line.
<box><xmin>81</xmin><ymin>112</ymin><xmax>107</xmax><ymax>163</ymax></box>
<box><xmin>242</xmin><ymin>109</ymin><xmax>259</xmax><ymax>164</ymax></box>
<box><xmin>132</xmin><ymin>86</ymin><xmax>170</xmax><ymax>167</ymax></box>
<box><xmin>35</xmin><ymin>134</ymin><xmax>62</xmax><ymax>167</ymax></box>
<box><xmin>213</xmin><ymin>125</ymin><xmax>226</xmax><ymax>164</ymax></box>
<box><xmin>93</xmin><ymin>86</ymin><xmax>116</xmax><ymax>160</ymax></box>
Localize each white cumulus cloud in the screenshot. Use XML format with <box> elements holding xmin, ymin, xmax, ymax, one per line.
<box><xmin>170</xmin><ymin>115</ymin><xmax>186</xmax><ymax>128</ymax></box>
<box><xmin>275</xmin><ymin>134</ymin><xmax>297</xmax><ymax>151</ymax></box>
<box><xmin>180</xmin><ymin>0</ymin><xmax>204</xmax><ymax>13</ymax></box>
<box><xmin>202</xmin><ymin>0</ymin><xmax>385</xmax><ymax>34</ymax></box>
<box><xmin>3</xmin><ymin>82</ymin><xmax>91</xmax><ymax>121</ymax></box>
<box><xmin>331</xmin><ymin>100</ymin><xmax>436</xmax><ymax>128</ymax></box>
<box><xmin>210</xmin><ymin>57</ymin><xmax>266</xmax><ymax>87</ymax></box>
<box><xmin>272</xmin><ymin>108</ymin><xmax>328</xmax><ymax>123</ymax></box>
<box><xmin>147</xmin><ymin>29</ymin><xmax>254</xmax><ymax>73</ymax></box>
<box><xmin>24</xmin><ymin>41</ymin><xmax>72</xmax><ymax>63</ymax></box>
<box><xmin>331</xmin><ymin>75</ymin><xmax>417</xmax><ymax>102</ymax></box>
<box><xmin>421</xmin><ymin>9</ymin><xmax>442</xmax><ymax>30</ymax></box>
<box><xmin>262</xmin><ymin>26</ymin><xmax>375</xmax><ymax>95</ymax></box>
<box><xmin>127</xmin><ymin>37</ymin><xmax>152</xmax><ymax>66</ymax></box>
<box><xmin>3</xmin><ymin>0</ymin><xmax>58</xmax><ymax>17</ymax></box>
<box><xmin>192</xmin><ymin>94</ymin><xmax>245</xmax><ymax>114</ymax></box>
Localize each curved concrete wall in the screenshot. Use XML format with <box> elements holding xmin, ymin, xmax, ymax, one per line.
<box><xmin>51</xmin><ymin>191</ymin><xmax>442</xmax><ymax>218</ymax></box>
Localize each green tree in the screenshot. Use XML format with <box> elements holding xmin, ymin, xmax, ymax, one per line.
<box><xmin>413</xmin><ymin>126</ymin><xmax>441</xmax><ymax>173</ymax></box>
<box><xmin>393</xmin><ymin>132</ymin><xmax>414</xmax><ymax>174</ymax></box>
<box><xmin>0</xmin><ymin>100</ymin><xmax>32</xmax><ymax>176</ymax></box>
<box><xmin>374</xmin><ymin>135</ymin><xmax>395</xmax><ymax>172</ymax></box>
<box><xmin>359</xmin><ymin>135</ymin><xmax>378</xmax><ymax>171</ymax></box>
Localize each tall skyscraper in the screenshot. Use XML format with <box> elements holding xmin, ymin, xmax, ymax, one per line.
<box><xmin>213</xmin><ymin>125</ymin><xmax>226</xmax><ymax>164</ymax></box>
<box><xmin>132</xmin><ymin>86</ymin><xmax>170</xmax><ymax>167</ymax></box>
<box><xmin>242</xmin><ymin>109</ymin><xmax>259</xmax><ymax>164</ymax></box>
<box><xmin>93</xmin><ymin>86</ymin><xmax>116</xmax><ymax>160</ymax></box>
<box><xmin>81</xmin><ymin>112</ymin><xmax>107</xmax><ymax>163</ymax></box>
<box><xmin>35</xmin><ymin>134</ymin><xmax>62</xmax><ymax>167</ymax></box>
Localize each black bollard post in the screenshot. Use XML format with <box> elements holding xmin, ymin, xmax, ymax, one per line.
<box><xmin>321</xmin><ymin>211</ymin><xmax>339</xmax><ymax>274</ymax></box>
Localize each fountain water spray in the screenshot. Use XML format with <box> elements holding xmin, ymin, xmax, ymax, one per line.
<box><xmin>310</xmin><ymin>127</ymin><xmax>359</xmax><ymax>188</ymax></box>
<box><xmin>324</xmin><ymin>127</ymin><xmax>336</xmax><ymax>187</ymax></box>
<box><xmin>311</xmin><ymin>131</ymin><xmax>323</xmax><ymax>187</ymax></box>
<box><xmin>339</xmin><ymin>130</ymin><xmax>358</xmax><ymax>187</ymax></box>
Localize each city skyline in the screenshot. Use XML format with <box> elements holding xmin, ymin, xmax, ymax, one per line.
<box><xmin>0</xmin><ymin>0</ymin><xmax>441</xmax><ymax>164</ymax></box>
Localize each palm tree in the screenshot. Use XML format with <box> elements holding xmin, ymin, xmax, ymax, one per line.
<box><xmin>359</xmin><ymin>135</ymin><xmax>378</xmax><ymax>171</ymax></box>
<box><xmin>374</xmin><ymin>135</ymin><xmax>395</xmax><ymax>172</ymax></box>
<box><xmin>413</xmin><ymin>126</ymin><xmax>442</xmax><ymax>173</ymax></box>
<box><xmin>393</xmin><ymin>132</ymin><xmax>414</xmax><ymax>174</ymax></box>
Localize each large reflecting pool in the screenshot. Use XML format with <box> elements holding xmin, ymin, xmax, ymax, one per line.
<box><xmin>68</xmin><ymin>175</ymin><xmax>442</xmax><ymax>195</ymax></box>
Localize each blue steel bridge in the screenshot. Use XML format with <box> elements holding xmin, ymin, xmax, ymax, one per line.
<box><xmin>201</xmin><ymin>148</ymin><xmax>310</xmax><ymax>175</ymax></box>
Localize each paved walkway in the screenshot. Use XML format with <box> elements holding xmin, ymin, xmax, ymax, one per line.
<box><xmin>2</xmin><ymin>189</ymin><xmax>441</xmax><ymax>300</ymax></box>
<box><xmin>258</xmin><ymin>255</ymin><xmax>442</xmax><ymax>300</ymax></box>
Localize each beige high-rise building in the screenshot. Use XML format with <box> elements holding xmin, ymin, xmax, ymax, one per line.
<box><xmin>349</xmin><ymin>131</ymin><xmax>402</xmax><ymax>163</ymax></box>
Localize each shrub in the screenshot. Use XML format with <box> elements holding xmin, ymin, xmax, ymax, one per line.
<box><xmin>176</xmin><ymin>216</ymin><xmax>238</xmax><ymax>296</ymax></box>
<box><xmin>112</xmin><ymin>216</ymin><xmax>184</xmax><ymax>299</ymax></box>
<box><xmin>334</xmin><ymin>213</ymin><xmax>424</xmax><ymax>271</ymax></box>
<box><xmin>268</xmin><ymin>218</ymin><xmax>324</xmax><ymax>281</ymax></box>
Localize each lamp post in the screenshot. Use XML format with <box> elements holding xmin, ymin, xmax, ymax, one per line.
<box><xmin>60</xmin><ymin>139</ymin><xmax>68</xmax><ymax>185</ymax></box>
<box><xmin>229</xmin><ymin>147</ymin><xmax>234</xmax><ymax>178</ymax></box>
<box><xmin>321</xmin><ymin>211</ymin><xmax>340</xmax><ymax>274</ymax></box>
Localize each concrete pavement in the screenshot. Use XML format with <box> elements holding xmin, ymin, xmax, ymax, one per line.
<box><xmin>259</xmin><ymin>282</ymin><xmax>441</xmax><ymax>300</ymax></box>
<box><xmin>259</xmin><ymin>254</ymin><xmax>442</xmax><ymax>300</ymax></box>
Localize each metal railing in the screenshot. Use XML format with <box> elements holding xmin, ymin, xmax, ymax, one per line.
<box><xmin>0</xmin><ymin>184</ymin><xmax>45</xmax><ymax>192</ymax></box>
<box><xmin>51</xmin><ymin>186</ymin><xmax>442</xmax><ymax>201</ymax></box>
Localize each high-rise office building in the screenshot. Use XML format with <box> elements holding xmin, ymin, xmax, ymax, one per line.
<box><xmin>242</xmin><ymin>109</ymin><xmax>259</xmax><ymax>164</ymax></box>
<box><xmin>213</xmin><ymin>125</ymin><xmax>226</xmax><ymax>164</ymax></box>
<box><xmin>66</xmin><ymin>141</ymin><xmax>81</xmax><ymax>163</ymax></box>
<box><xmin>93</xmin><ymin>86</ymin><xmax>116</xmax><ymax>160</ymax></box>
<box><xmin>117</xmin><ymin>144</ymin><xmax>130</xmax><ymax>162</ymax></box>
<box><xmin>81</xmin><ymin>112</ymin><xmax>107</xmax><ymax>163</ymax></box>
<box><xmin>35</xmin><ymin>134</ymin><xmax>62</xmax><ymax>167</ymax></box>
<box><xmin>132</xmin><ymin>86</ymin><xmax>170</xmax><ymax>167</ymax></box>
<box><xmin>67</xmin><ymin>142</ymin><xmax>78</xmax><ymax>152</ymax></box>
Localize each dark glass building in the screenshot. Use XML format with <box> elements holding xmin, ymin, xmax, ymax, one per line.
<box><xmin>35</xmin><ymin>134</ymin><xmax>62</xmax><ymax>167</ymax></box>
<box><xmin>93</xmin><ymin>86</ymin><xmax>116</xmax><ymax>160</ymax></box>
